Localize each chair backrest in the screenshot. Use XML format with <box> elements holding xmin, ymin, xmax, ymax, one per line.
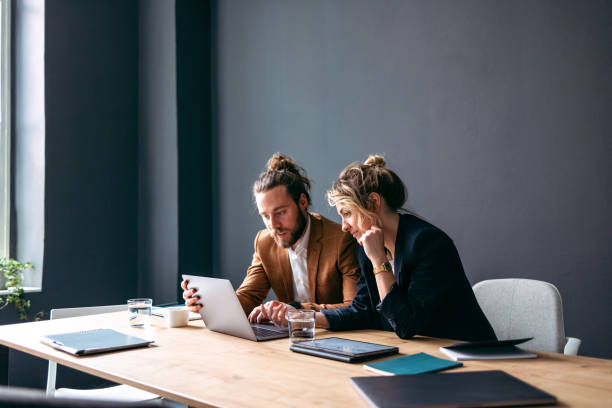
<box><xmin>472</xmin><ymin>279</ymin><xmax>566</xmax><ymax>353</ymax></box>
<box><xmin>50</xmin><ymin>304</ymin><xmax>126</xmax><ymax>320</ymax></box>
<box><xmin>1</xmin><ymin>385</ymin><xmax>160</xmax><ymax>408</ymax></box>
<box><xmin>46</xmin><ymin>304</ymin><xmax>126</xmax><ymax>396</ymax></box>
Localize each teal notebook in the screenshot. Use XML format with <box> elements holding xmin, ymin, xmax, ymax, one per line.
<box><xmin>363</xmin><ymin>352</ymin><xmax>462</xmax><ymax>375</ymax></box>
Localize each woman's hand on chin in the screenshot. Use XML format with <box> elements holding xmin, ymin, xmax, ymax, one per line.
<box><xmin>359</xmin><ymin>225</ymin><xmax>387</xmax><ymax>267</ymax></box>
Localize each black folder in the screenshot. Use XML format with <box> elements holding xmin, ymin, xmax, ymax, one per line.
<box><xmin>350</xmin><ymin>370</ymin><xmax>557</xmax><ymax>407</ymax></box>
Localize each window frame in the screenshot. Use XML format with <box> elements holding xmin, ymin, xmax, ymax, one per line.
<box><xmin>0</xmin><ymin>0</ymin><xmax>11</xmax><ymax>261</ymax></box>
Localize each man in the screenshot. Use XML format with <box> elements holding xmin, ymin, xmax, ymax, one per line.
<box><xmin>181</xmin><ymin>153</ymin><xmax>360</xmax><ymax>323</ymax></box>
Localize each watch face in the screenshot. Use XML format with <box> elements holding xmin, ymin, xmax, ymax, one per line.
<box><xmin>374</xmin><ymin>262</ymin><xmax>392</xmax><ymax>275</ymax></box>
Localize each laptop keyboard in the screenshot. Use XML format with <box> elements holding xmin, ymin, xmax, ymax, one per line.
<box><xmin>251</xmin><ymin>325</ymin><xmax>287</xmax><ymax>340</ymax></box>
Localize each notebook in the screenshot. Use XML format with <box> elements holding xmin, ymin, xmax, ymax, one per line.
<box><xmin>363</xmin><ymin>352</ymin><xmax>462</xmax><ymax>375</ymax></box>
<box><xmin>289</xmin><ymin>337</ymin><xmax>398</xmax><ymax>363</ymax></box>
<box><xmin>182</xmin><ymin>274</ymin><xmax>289</xmax><ymax>341</ymax></box>
<box><xmin>40</xmin><ymin>328</ymin><xmax>154</xmax><ymax>356</ymax></box>
<box><xmin>350</xmin><ymin>370</ymin><xmax>557</xmax><ymax>408</ymax></box>
<box><xmin>440</xmin><ymin>337</ymin><xmax>537</xmax><ymax>361</ymax></box>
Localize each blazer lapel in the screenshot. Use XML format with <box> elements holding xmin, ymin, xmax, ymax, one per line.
<box><xmin>393</xmin><ymin>213</ymin><xmax>408</xmax><ymax>288</ymax></box>
<box><xmin>306</xmin><ymin>214</ymin><xmax>322</xmax><ymax>302</ymax></box>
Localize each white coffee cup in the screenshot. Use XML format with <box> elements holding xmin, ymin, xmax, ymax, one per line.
<box><xmin>166</xmin><ymin>306</ymin><xmax>189</xmax><ymax>328</ymax></box>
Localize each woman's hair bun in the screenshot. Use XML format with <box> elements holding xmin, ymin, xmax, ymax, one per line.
<box><xmin>267</xmin><ymin>152</ymin><xmax>298</xmax><ymax>173</ymax></box>
<box><xmin>364</xmin><ymin>154</ymin><xmax>386</xmax><ymax>168</ymax></box>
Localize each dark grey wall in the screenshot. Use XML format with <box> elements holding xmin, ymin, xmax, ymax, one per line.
<box><xmin>138</xmin><ymin>0</ymin><xmax>178</xmax><ymax>304</ymax></box>
<box><xmin>176</xmin><ymin>0</ymin><xmax>215</xmax><ymax>297</ymax></box>
<box><xmin>215</xmin><ymin>0</ymin><xmax>612</xmax><ymax>358</ymax></box>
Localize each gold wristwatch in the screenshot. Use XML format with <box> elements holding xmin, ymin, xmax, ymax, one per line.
<box><xmin>373</xmin><ymin>261</ymin><xmax>392</xmax><ymax>275</ymax></box>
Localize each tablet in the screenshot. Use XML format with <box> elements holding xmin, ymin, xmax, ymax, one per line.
<box><xmin>290</xmin><ymin>337</ymin><xmax>398</xmax><ymax>363</ymax></box>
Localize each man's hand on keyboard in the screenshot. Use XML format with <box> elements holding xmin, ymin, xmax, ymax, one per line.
<box><xmin>248</xmin><ymin>303</ymin><xmax>271</xmax><ymax>324</ymax></box>
<box><xmin>264</xmin><ymin>300</ymin><xmax>296</xmax><ymax>327</ymax></box>
<box><xmin>249</xmin><ymin>301</ymin><xmax>297</xmax><ymax>327</ymax></box>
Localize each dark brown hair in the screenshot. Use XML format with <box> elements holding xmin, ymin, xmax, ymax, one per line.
<box><xmin>253</xmin><ymin>153</ymin><xmax>311</xmax><ymax>207</ymax></box>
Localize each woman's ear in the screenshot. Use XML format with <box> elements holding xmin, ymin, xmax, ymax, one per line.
<box><xmin>367</xmin><ymin>192</ymin><xmax>382</xmax><ymax>213</ymax></box>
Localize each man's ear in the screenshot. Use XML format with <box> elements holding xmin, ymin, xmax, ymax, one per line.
<box><xmin>367</xmin><ymin>192</ymin><xmax>382</xmax><ymax>212</ymax></box>
<box><xmin>299</xmin><ymin>193</ymin><xmax>309</xmax><ymax>211</ymax></box>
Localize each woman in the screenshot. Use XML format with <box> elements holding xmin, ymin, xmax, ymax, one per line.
<box><xmin>313</xmin><ymin>155</ymin><xmax>496</xmax><ymax>341</ymax></box>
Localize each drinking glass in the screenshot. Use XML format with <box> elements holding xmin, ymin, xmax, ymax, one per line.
<box><xmin>288</xmin><ymin>309</ymin><xmax>315</xmax><ymax>343</ymax></box>
<box><xmin>127</xmin><ymin>298</ymin><xmax>152</xmax><ymax>328</ymax></box>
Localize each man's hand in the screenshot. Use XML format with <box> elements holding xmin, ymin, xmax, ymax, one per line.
<box><xmin>248</xmin><ymin>304</ymin><xmax>271</xmax><ymax>324</ymax></box>
<box><xmin>181</xmin><ymin>279</ymin><xmax>202</xmax><ymax>313</ymax></box>
<box><xmin>264</xmin><ymin>301</ymin><xmax>292</xmax><ymax>327</ymax></box>
<box><xmin>249</xmin><ymin>300</ymin><xmax>296</xmax><ymax>327</ymax></box>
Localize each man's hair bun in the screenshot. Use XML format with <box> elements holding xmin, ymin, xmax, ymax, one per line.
<box><xmin>267</xmin><ymin>153</ymin><xmax>299</xmax><ymax>174</ymax></box>
<box><xmin>254</xmin><ymin>153</ymin><xmax>311</xmax><ymax>208</ymax></box>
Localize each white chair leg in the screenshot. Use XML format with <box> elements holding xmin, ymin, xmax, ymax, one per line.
<box><xmin>161</xmin><ymin>399</ymin><xmax>189</xmax><ymax>408</ymax></box>
<box><xmin>46</xmin><ymin>361</ymin><xmax>57</xmax><ymax>396</ymax></box>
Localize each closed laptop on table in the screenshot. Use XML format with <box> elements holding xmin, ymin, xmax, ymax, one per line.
<box><xmin>40</xmin><ymin>328</ymin><xmax>153</xmax><ymax>356</ymax></box>
<box><xmin>350</xmin><ymin>370</ymin><xmax>556</xmax><ymax>408</ymax></box>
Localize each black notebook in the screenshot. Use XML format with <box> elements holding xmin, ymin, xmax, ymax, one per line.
<box><xmin>289</xmin><ymin>337</ymin><xmax>398</xmax><ymax>363</ymax></box>
<box><xmin>40</xmin><ymin>328</ymin><xmax>154</xmax><ymax>356</ymax></box>
<box><xmin>351</xmin><ymin>370</ymin><xmax>557</xmax><ymax>408</ymax></box>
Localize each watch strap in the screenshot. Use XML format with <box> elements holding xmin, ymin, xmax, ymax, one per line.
<box><xmin>288</xmin><ymin>301</ymin><xmax>302</xmax><ymax>309</ymax></box>
<box><xmin>373</xmin><ymin>261</ymin><xmax>392</xmax><ymax>275</ymax></box>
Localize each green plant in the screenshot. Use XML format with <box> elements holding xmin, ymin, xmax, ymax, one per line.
<box><xmin>0</xmin><ymin>257</ymin><xmax>43</xmax><ymax>321</ymax></box>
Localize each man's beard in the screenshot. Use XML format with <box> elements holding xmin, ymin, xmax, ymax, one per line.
<box><xmin>272</xmin><ymin>210</ymin><xmax>307</xmax><ymax>249</ymax></box>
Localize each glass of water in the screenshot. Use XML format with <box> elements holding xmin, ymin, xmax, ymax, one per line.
<box><xmin>288</xmin><ymin>309</ymin><xmax>315</xmax><ymax>343</ymax></box>
<box><xmin>127</xmin><ymin>298</ymin><xmax>152</xmax><ymax>328</ymax></box>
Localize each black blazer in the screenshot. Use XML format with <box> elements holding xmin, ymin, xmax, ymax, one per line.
<box><xmin>322</xmin><ymin>214</ymin><xmax>496</xmax><ymax>342</ymax></box>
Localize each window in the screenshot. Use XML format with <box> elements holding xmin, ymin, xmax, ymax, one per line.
<box><xmin>0</xmin><ymin>0</ymin><xmax>10</xmax><ymax>260</ymax></box>
<box><xmin>1</xmin><ymin>0</ymin><xmax>45</xmax><ymax>291</ymax></box>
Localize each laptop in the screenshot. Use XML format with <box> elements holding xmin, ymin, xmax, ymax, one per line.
<box><xmin>41</xmin><ymin>328</ymin><xmax>153</xmax><ymax>356</ymax></box>
<box><xmin>182</xmin><ymin>274</ymin><xmax>289</xmax><ymax>341</ymax></box>
<box><xmin>350</xmin><ymin>370</ymin><xmax>557</xmax><ymax>408</ymax></box>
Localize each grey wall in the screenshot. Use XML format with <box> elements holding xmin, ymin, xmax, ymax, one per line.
<box><xmin>138</xmin><ymin>0</ymin><xmax>178</xmax><ymax>304</ymax></box>
<box><xmin>215</xmin><ymin>0</ymin><xmax>612</xmax><ymax>358</ymax></box>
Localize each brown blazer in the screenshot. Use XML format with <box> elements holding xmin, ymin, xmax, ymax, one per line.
<box><xmin>235</xmin><ymin>212</ymin><xmax>361</xmax><ymax>314</ymax></box>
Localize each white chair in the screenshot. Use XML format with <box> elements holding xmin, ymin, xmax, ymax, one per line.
<box><xmin>1</xmin><ymin>384</ymin><xmax>162</xmax><ymax>407</ymax></box>
<box><xmin>472</xmin><ymin>279</ymin><xmax>582</xmax><ymax>355</ymax></box>
<box><xmin>46</xmin><ymin>305</ymin><xmax>185</xmax><ymax>407</ymax></box>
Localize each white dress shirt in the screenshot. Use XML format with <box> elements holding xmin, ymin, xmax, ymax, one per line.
<box><xmin>288</xmin><ymin>215</ymin><xmax>312</xmax><ymax>303</ymax></box>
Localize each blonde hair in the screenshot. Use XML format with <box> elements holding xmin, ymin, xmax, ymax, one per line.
<box><xmin>327</xmin><ymin>154</ymin><xmax>406</xmax><ymax>223</ymax></box>
<box><xmin>253</xmin><ymin>153</ymin><xmax>311</xmax><ymax>206</ymax></box>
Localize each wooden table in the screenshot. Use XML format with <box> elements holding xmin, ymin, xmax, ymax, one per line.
<box><xmin>1</xmin><ymin>312</ymin><xmax>611</xmax><ymax>407</ymax></box>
